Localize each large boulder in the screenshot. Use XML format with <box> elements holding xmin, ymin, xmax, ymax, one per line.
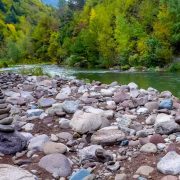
<box><xmin>0</xmin><ymin>164</ymin><xmax>36</xmax><ymax>180</ymax></box>
<box><xmin>157</xmin><ymin>151</ymin><xmax>180</xmax><ymax>175</ymax></box>
<box><xmin>91</xmin><ymin>126</ymin><xmax>125</xmax><ymax>145</ymax></box>
<box><xmin>70</xmin><ymin>110</ymin><xmax>109</xmax><ymax>134</ymax></box>
<box><xmin>39</xmin><ymin>153</ymin><xmax>72</xmax><ymax>177</ymax></box>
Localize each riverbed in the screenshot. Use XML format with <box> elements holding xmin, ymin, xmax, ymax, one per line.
<box><xmin>0</xmin><ymin>64</ymin><xmax>180</xmax><ymax>98</ymax></box>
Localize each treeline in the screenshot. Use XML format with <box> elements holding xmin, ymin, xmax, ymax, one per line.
<box><xmin>0</xmin><ymin>0</ymin><xmax>58</xmax><ymax>65</ymax></box>
<box><xmin>0</xmin><ymin>0</ymin><xmax>180</xmax><ymax>69</ymax></box>
<box><xmin>58</xmin><ymin>0</ymin><xmax>180</xmax><ymax>68</ymax></box>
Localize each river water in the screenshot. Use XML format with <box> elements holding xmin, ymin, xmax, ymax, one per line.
<box><xmin>0</xmin><ymin>64</ymin><xmax>180</xmax><ymax>98</ymax></box>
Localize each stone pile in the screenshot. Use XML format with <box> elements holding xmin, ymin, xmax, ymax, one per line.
<box><xmin>0</xmin><ymin>89</ymin><xmax>27</xmax><ymax>155</ymax></box>
<box><xmin>0</xmin><ymin>72</ymin><xmax>24</xmax><ymax>89</ymax></box>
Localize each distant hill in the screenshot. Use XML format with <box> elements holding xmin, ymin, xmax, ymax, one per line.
<box><xmin>42</xmin><ymin>0</ymin><xmax>59</xmax><ymax>7</ymax></box>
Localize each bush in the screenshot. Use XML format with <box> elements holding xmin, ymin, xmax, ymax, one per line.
<box><xmin>168</xmin><ymin>62</ymin><xmax>180</xmax><ymax>72</ymax></box>
<box><xmin>121</xmin><ymin>65</ymin><xmax>130</xmax><ymax>71</ymax></box>
<box><xmin>0</xmin><ymin>61</ymin><xmax>9</xmax><ymax>68</ymax></box>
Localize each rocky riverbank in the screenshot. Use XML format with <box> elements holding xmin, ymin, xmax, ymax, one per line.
<box><xmin>0</xmin><ymin>72</ymin><xmax>180</xmax><ymax>180</ymax></box>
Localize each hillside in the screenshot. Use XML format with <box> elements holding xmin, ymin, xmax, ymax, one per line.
<box><xmin>0</xmin><ymin>0</ymin><xmax>58</xmax><ymax>65</ymax></box>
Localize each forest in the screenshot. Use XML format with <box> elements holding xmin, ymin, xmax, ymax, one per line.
<box><xmin>0</xmin><ymin>0</ymin><xmax>180</xmax><ymax>69</ymax></box>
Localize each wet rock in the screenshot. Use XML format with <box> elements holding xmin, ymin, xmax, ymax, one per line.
<box><xmin>91</xmin><ymin>127</ymin><xmax>125</xmax><ymax>145</ymax></box>
<box><xmin>0</xmin><ymin>164</ymin><xmax>36</xmax><ymax>180</ymax></box>
<box><xmin>157</xmin><ymin>151</ymin><xmax>180</xmax><ymax>175</ymax></box>
<box><xmin>28</xmin><ymin>134</ymin><xmax>49</xmax><ymax>151</ymax></box>
<box><xmin>140</xmin><ymin>143</ymin><xmax>157</xmax><ymax>153</ymax></box>
<box><xmin>70</xmin><ymin>110</ymin><xmax>109</xmax><ymax>134</ymax></box>
<box><xmin>155</xmin><ymin>121</ymin><xmax>180</xmax><ymax>135</ymax></box>
<box><xmin>159</xmin><ymin>99</ymin><xmax>173</xmax><ymax>110</ymax></box>
<box><xmin>39</xmin><ymin>153</ymin><xmax>72</xmax><ymax>177</ymax></box>
<box><xmin>62</xmin><ymin>100</ymin><xmax>79</xmax><ymax>114</ymax></box>
<box><xmin>0</xmin><ymin>131</ymin><xmax>27</xmax><ymax>155</ymax></box>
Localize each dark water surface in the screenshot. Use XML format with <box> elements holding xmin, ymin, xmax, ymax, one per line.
<box><xmin>0</xmin><ymin>65</ymin><xmax>179</xmax><ymax>98</ymax></box>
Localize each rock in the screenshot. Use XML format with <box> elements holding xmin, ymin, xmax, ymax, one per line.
<box><xmin>107</xmin><ymin>161</ymin><xmax>120</xmax><ymax>171</ymax></box>
<box><xmin>91</xmin><ymin>127</ymin><xmax>125</xmax><ymax>145</ymax></box>
<box><xmin>22</xmin><ymin>123</ymin><xmax>34</xmax><ymax>131</ymax></box>
<box><xmin>136</xmin><ymin>166</ymin><xmax>154</xmax><ymax>177</ymax></box>
<box><xmin>159</xmin><ymin>99</ymin><xmax>173</xmax><ymax>110</ymax></box>
<box><xmin>160</xmin><ymin>91</ymin><xmax>172</xmax><ymax>98</ymax></box>
<box><xmin>70</xmin><ymin>169</ymin><xmax>90</xmax><ymax>180</ymax></box>
<box><xmin>116</xmin><ymin>116</ymin><xmax>132</xmax><ymax>128</ymax></box>
<box><xmin>137</xmin><ymin>107</ymin><xmax>148</xmax><ymax>114</ymax></box>
<box><xmin>56</xmin><ymin>87</ymin><xmax>71</xmax><ymax>100</ymax></box>
<box><xmin>161</xmin><ymin>175</ymin><xmax>178</xmax><ymax>180</ymax></box>
<box><xmin>27</xmin><ymin>109</ymin><xmax>44</xmax><ymax>117</ymax></box>
<box><xmin>62</xmin><ymin>100</ymin><xmax>79</xmax><ymax>114</ymax></box>
<box><xmin>50</xmin><ymin>134</ymin><xmax>59</xmax><ymax>142</ymax></box>
<box><xmin>78</xmin><ymin>145</ymin><xmax>103</xmax><ymax>162</ymax></box>
<box><xmin>149</xmin><ymin>134</ymin><xmax>165</xmax><ymax>145</ymax></box>
<box><xmin>155</xmin><ymin>113</ymin><xmax>173</xmax><ymax>125</ymax></box>
<box><xmin>0</xmin><ymin>124</ymin><xmax>14</xmax><ymax>132</ymax></box>
<box><xmin>145</xmin><ymin>102</ymin><xmax>159</xmax><ymax>112</ymax></box>
<box><xmin>115</xmin><ymin>173</ymin><xmax>127</xmax><ymax>180</ymax></box>
<box><xmin>130</xmin><ymin>89</ymin><xmax>139</xmax><ymax>98</ymax></box>
<box><xmin>43</xmin><ymin>142</ymin><xmax>67</xmax><ymax>154</ymax></box>
<box><xmin>0</xmin><ymin>117</ymin><xmax>13</xmax><ymax>125</ymax></box>
<box><xmin>56</xmin><ymin>132</ymin><xmax>73</xmax><ymax>141</ymax></box>
<box><xmin>0</xmin><ymin>164</ymin><xmax>36</xmax><ymax>180</ymax></box>
<box><xmin>39</xmin><ymin>153</ymin><xmax>72</xmax><ymax>177</ymax></box>
<box><xmin>155</xmin><ymin>121</ymin><xmax>180</xmax><ymax>135</ymax></box>
<box><xmin>38</xmin><ymin>98</ymin><xmax>56</xmax><ymax>108</ymax></box>
<box><xmin>113</xmin><ymin>91</ymin><xmax>130</xmax><ymax>103</ymax></box>
<box><xmin>70</xmin><ymin>110</ymin><xmax>109</xmax><ymax>134</ymax></box>
<box><xmin>145</xmin><ymin>114</ymin><xmax>156</xmax><ymax>125</ymax></box>
<box><xmin>101</xmin><ymin>88</ymin><xmax>114</xmax><ymax>96</ymax></box>
<box><xmin>59</xmin><ymin>118</ymin><xmax>71</xmax><ymax>129</ymax></box>
<box><xmin>157</xmin><ymin>151</ymin><xmax>180</xmax><ymax>175</ymax></box>
<box><xmin>128</xmin><ymin>82</ymin><xmax>138</xmax><ymax>90</ymax></box>
<box><xmin>28</xmin><ymin>134</ymin><xmax>49</xmax><ymax>151</ymax></box>
<box><xmin>136</xmin><ymin>129</ymin><xmax>154</xmax><ymax>138</ymax></box>
<box><xmin>140</xmin><ymin>143</ymin><xmax>157</xmax><ymax>153</ymax></box>
<box><xmin>0</xmin><ymin>131</ymin><xmax>27</xmax><ymax>155</ymax></box>
<box><xmin>175</xmin><ymin>116</ymin><xmax>180</xmax><ymax>124</ymax></box>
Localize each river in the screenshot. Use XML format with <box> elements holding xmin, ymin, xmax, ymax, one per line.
<box><xmin>0</xmin><ymin>64</ymin><xmax>180</xmax><ymax>98</ymax></box>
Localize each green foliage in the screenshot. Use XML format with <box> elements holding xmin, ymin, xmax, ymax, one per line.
<box><xmin>19</xmin><ymin>66</ymin><xmax>48</xmax><ymax>76</ymax></box>
<box><xmin>0</xmin><ymin>0</ymin><xmax>179</xmax><ymax>69</ymax></box>
<box><xmin>168</xmin><ymin>62</ymin><xmax>180</xmax><ymax>72</ymax></box>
